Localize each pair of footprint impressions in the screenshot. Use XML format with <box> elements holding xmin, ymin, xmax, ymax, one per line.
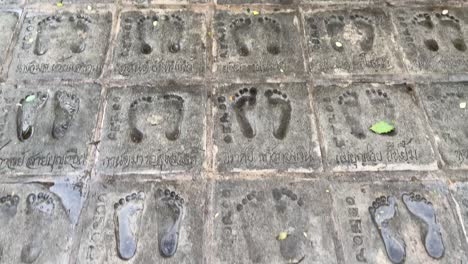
<box><xmin>34</xmin><ymin>14</ymin><xmax>91</xmax><ymax>56</ymax></box>
<box><xmin>128</xmin><ymin>94</ymin><xmax>184</xmax><ymax>143</ymax></box>
<box><xmin>412</xmin><ymin>12</ymin><xmax>467</xmax><ymax>52</ymax></box>
<box><xmin>228</xmin><ymin>16</ymin><xmax>282</xmax><ymax>56</ymax></box>
<box><xmin>137</xmin><ymin>14</ymin><xmax>184</xmax><ymax>55</ymax></box>
<box><xmin>323</xmin><ymin>14</ymin><xmax>375</xmax><ymax>52</ymax></box>
<box><xmin>228</xmin><ymin>88</ymin><xmax>291</xmax><ymax>140</ymax></box>
<box><xmin>369</xmin><ymin>193</ymin><xmax>445</xmax><ymax>263</ymax></box>
<box><xmin>16</xmin><ymin>91</ymin><xmax>80</xmax><ymax>142</ymax></box>
<box><xmin>114</xmin><ymin>189</ymin><xmax>184</xmax><ymax>260</ymax></box>
<box><xmin>0</xmin><ymin>192</ymin><xmax>56</xmax><ymax>263</ymax></box>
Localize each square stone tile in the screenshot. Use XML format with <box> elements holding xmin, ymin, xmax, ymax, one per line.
<box><xmin>75</xmin><ymin>180</ymin><xmax>206</xmax><ymax>263</ymax></box>
<box><xmin>0</xmin><ymin>182</ymin><xmax>77</xmax><ymax>263</ymax></box>
<box><xmin>392</xmin><ymin>7</ymin><xmax>468</xmax><ymax>74</ymax></box>
<box><xmin>111</xmin><ymin>10</ymin><xmax>207</xmax><ymax>81</ymax></box>
<box><xmin>213</xmin><ymin>83</ymin><xmax>322</xmax><ymax>172</ymax></box>
<box><xmin>96</xmin><ymin>85</ymin><xmax>206</xmax><ymax>176</ymax></box>
<box><xmin>314</xmin><ymin>82</ymin><xmax>437</xmax><ymax>171</ymax></box>
<box><xmin>332</xmin><ymin>180</ymin><xmax>467</xmax><ymax>263</ymax></box>
<box><xmin>303</xmin><ymin>7</ymin><xmax>404</xmax><ymax>75</ymax></box>
<box><xmin>450</xmin><ymin>182</ymin><xmax>468</xmax><ymax>244</ymax></box>
<box><xmin>0</xmin><ymin>83</ymin><xmax>101</xmax><ymax>175</ymax></box>
<box><xmin>0</xmin><ymin>11</ymin><xmax>19</xmax><ymax>75</ymax></box>
<box><xmin>418</xmin><ymin>82</ymin><xmax>468</xmax><ymax>169</ymax></box>
<box><xmin>9</xmin><ymin>10</ymin><xmax>112</xmax><ymax>81</ymax></box>
<box><xmin>213</xmin><ymin>179</ymin><xmax>338</xmax><ymax>264</ymax></box>
<box><xmin>213</xmin><ymin>10</ymin><xmax>305</xmax><ymax>81</ymax></box>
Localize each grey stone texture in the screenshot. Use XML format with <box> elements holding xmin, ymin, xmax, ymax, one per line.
<box><xmin>0</xmin><ymin>0</ymin><xmax>467</xmax><ymax>263</ymax></box>
<box><xmin>213</xmin><ymin>10</ymin><xmax>305</xmax><ymax>81</ymax></box>
<box><xmin>0</xmin><ymin>11</ymin><xmax>19</xmax><ymax>77</ymax></box>
<box><xmin>75</xmin><ymin>180</ymin><xmax>206</xmax><ymax>263</ymax></box>
<box><xmin>9</xmin><ymin>10</ymin><xmax>112</xmax><ymax>81</ymax></box>
<box><xmin>96</xmin><ymin>84</ymin><xmax>206</xmax><ymax>176</ymax></box>
<box><xmin>0</xmin><ymin>83</ymin><xmax>101</xmax><ymax>175</ymax></box>
<box><xmin>111</xmin><ymin>10</ymin><xmax>207</xmax><ymax>81</ymax></box>
<box><xmin>213</xmin><ymin>82</ymin><xmax>322</xmax><ymax>172</ymax></box>
<box><xmin>314</xmin><ymin>82</ymin><xmax>437</xmax><ymax>171</ymax></box>
<box><xmin>212</xmin><ymin>179</ymin><xmax>338</xmax><ymax>264</ymax></box>
<box><xmin>332</xmin><ymin>180</ymin><xmax>468</xmax><ymax>263</ymax></box>
<box><xmin>303</xmin><ymin>7</ymin><xmax>404</xmax><ymax>76</ymax></box>
<box><xmin>392</xmin><ymin>7</ymin><xmax>468</xmax><ymax>75</ymax></box>
<box><xmin>418</xmin><ymin>82</ymin><xmax>468</xmax><ymax>169</ymax></box>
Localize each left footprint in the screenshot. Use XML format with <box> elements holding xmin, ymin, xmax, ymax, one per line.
<box><xmin>114</xmin><ymin>192</ymin><xmax>145</xmax><ymax>260</ymax></box>
<box><xmin>16</xmin><ymin>92</ymin><xmax>49</xmax><ymax>142</ymax></box>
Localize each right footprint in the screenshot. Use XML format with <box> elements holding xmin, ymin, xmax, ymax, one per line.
<box><xmin>156</xmin><ymin>189</ymin><xmax>185</xmax><ymax>258</ymax></box>
<box><xmin>369</xmin><ymin>196</ymin><xmax>406</xmax><ymax>264</ymax></box>
<box><xmin>52</xmin><ymin>91</ymin><xmax>80</xmax><ymax>139</ymax></box>
<box><xmin>232</xmin><ymin>87</ymin><xmax>257</xmax><ymax>139</ymax></box>
<box><xmin>264</xmin><ymin>89</ymin><xmax>291</xmax><ymax>140</ymax></box>
<box><xmin>402</xmin><ymin>192</ymin><xmax>445</xmax><ymax>259</ymax></box>
<box><xmin>436</xmin><ymin>12</ymin><xmax>467</xmax><ymax>52</ymax></box>
<box><xmin>162</xmin><ymin>94</ymin><xmax>184</xmax><ymax>141</ymax></box>
<box><xmin>350</xmin><ymin>14</ymin><xmax>375</xmax><ymax>52</ymax></box>
<box><xmin>412</xmin><ymin>13</ymin><xmax>439</xmax><ymax>52</ymax></box>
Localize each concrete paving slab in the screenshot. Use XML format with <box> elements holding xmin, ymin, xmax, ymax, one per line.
<box><xmin>75</xmin><ymin>180</ymin><xmax>206</xmax><ymax>264</ymax></box>
<box><xmin>418</xmin><ymin>82</ymin><xmax>468</xmax><ymax>169</ymax></box>
<box><xmin>213</xmin><ymin>179</ymin><xmax>338</xmax><ymax>264</ymax></box>
<box><xmin>314</xmin><ymin>82</ymin><xmax>437</xmax><ymax>171</ymax></box>
<box><xmin>0</xmin><ymin>11</ymin><xmax>19</xmax><ymax>77</ymax></box>
<box><xmin>392</xmin><ymin>7</ymin><xmax>468</xmax><ymax>75</ymax></box>
<box><xmin>0</xmin><ymin>182</ymin><xmax>76</xmax><ymax>263</ymax></box>
<box><xmin>96</xmin><ymin>85</ymin><xmax>206</xmax><ymax>176</ymax></box>
<box><xmin>9</xmin><ymin>10</ymin><xmax>112</xmax><ymax>80</ymax></box>
<box><xmin>112</xmin><ymin>10</ymin><xmax>207</xmax><ymax>81</ymax></box>
<box><xmin>303</xmin><ymin>7</ymin><xmax>404</xmax><ymax>75</ymax></box>
<box><xmin>213</xmin><ymin>83</ymin><xmax>322</xmax><ymax>172</ymax></box>
<box><xmin>213</xmin><ymin>10</ymin><xmax>305</xmax><ymax>81</ymax></box>
<box><xmin>0</xmin><ymin>83</ymin><xmax>101</xmax><ymax>175</ymax></box>
<box><xmin>449</xmin><ymin>182</ymin><xmax>468</xmax><ymax>246</ymax></box>
<box><xmin>332</xmin><ymin>180</ymin><xmax>468</xmax><ymax>263</ymax></box>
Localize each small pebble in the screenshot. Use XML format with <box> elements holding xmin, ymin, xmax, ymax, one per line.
<box><xmin>460</xmin><ymin>102</ymin><xmax>466</xmax><ymax>109</ymax></box>
<box><xmin>442</xmin><ymin>9</ymin><xmax>449</xmax><ymax>15</ymax></box>
<box><xmin>335</xmin><ymin>42</ymin><xmax>343</xmax><ymax>47</ymax></box>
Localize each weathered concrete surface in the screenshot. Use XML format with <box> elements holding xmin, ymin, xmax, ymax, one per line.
<box><xmin>112</xmin><ymin>10</ymin><xmax>207</xmax><ymax>81</ymax></box>
<box><xmin>392</xmin><ymin>7</ymin><xmax>468</xmax><ymax>75</ymax></box>
<box><xmin>0</xmin><ymin>11</ymin><xmax>19</xmax><ymax>77</ymax></box>
<box><xmin>332</xmin><ymin>180</ymin><xmax>468</xmax><ymax>263</ymax></box>
<box><xmin>303</xmin><ymin>7</ymin><xmax>404</xmax><ymax>76</ymax></box>
<box><xmin>75</xmin><ymin>180</ymin><xmax>206</xmax><ymax>264</ymax></box>
<box><xmin>212</xmin><ymin>179</ymin><xmax>338</xmax><ymax>264</ymax></box>
<box><xmin>213</xmin><ymin>82</ymin><xmax>322</xmax><ymax>172</ymax></box>
<box><xmin>9</xmin><ymin>10</ymin><xmax>112</xmax><ymax>81</ymax></box>
<box><xmin>450</xmin><ymin>182</ymin><xmax>468</xmax><ymax>246</ymax></box>
<box><xmin>213</xmin><ymin>9</ymin><xmax>305</xmax><ymax>81</ymax></box>
<box><xmin>96</xmin><ymin>85</ymin><xmax>206</xmax><ymax>176</ymax></box>
<box><xmin>0</xmin><ymin>182</ymin><xmax>76</xmax><ymax>263</ymax></box>
<box><xmin>314</xmin><ymin>82</ymin><xmax>437</xmax><ymax>171</ymax></box>
<box><xmin>418</xmin><ymin>82</ymin><xmax>468</xmax><ymax>169</ymax></box>
<box><xmin>0</xmin><ymin>83</ymin><xmax>101</xmax><ymax>175</ymax></box>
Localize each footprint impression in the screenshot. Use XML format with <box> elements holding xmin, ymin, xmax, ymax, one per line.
<box><xmin>52</xmin><ymin>91</ymin><xmax>80</xmax><ymax>139</ymax></box>
<box><xmin>435</xmin><ymin>12</ymin><xmax>467</xmax><ymax>52</ymax></box>
<box><xmin>128</xmin><ymin>94</ymin><xmax>185</xmax><ymax>143</ymax></box>
<box><xmin>229</xmin><ymin>87</ymin><xmax>292</xmax><ymax>141</ymax></box>
<box><xmin>229</xmin><ymin>16</ymin><xmax>282</xmax><ymax>57</ymax></box>
<box><xmin>369</xmin><ymin>193</ymin><xmax>445</xmax><ymax>263</ymax></box>
<box><xmin>16</xmin><ymin>92</ymin><xmax>49</xmax><ymax>142</ymax></box>
<box><xmin>155</xmin><ymin>189</ymin><xmax>185</xmax><ymax>258</ymax></box>
<box><xmin>21</xmin><ymin>192</ymin><xmax>56</xmax><ymax>264</ymax></box>
<box><xmin>114</xmin><ymin>191</ymin><xmax>145</xmax><ymax>260</ymax></box>
<box><xmin>337</xmin><ymin>88</ymin><xmax>395</xmax><ymax>141</ymax></box>
<box><xmin>222</xmin><ymin>187</ymin><xmax>306</xmax><ymax>263</ymax></box>
<box><xmin>137</xmin><ymin>14</ymin><xmax>184</xmax><ymax>55</ymax></box>
<box><xmin>324</xmin><ymin>14</ymin><xmax>375</xmax><ymax>53</ymax></box>
<box><xmin>34</xmin><ymin>14</ymin><xmax>91</xmax><ymax>56</ymax></box>
<box><xmin>0</xmin><ymin>194</ymin><xmax>20</xmax><ymax>261</ymax></box>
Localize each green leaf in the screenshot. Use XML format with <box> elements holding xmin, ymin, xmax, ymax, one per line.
<box><xmin>25</xmin><ymin>95</ymin><xmax>36</xmax><ymax>102</ymax></box>
<box><xmin>369</xmin><ymin>121</ymin><xmax>394</xmax><ymax>134</ymax></box>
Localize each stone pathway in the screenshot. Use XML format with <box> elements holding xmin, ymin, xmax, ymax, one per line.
<box><xmin>0</xmin><ymin>0</ymin><xmax>467</xmax><ymax>263</ymax></box>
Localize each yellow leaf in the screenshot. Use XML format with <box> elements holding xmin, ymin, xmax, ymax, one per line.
<box><xmin>56</xmin><ymin>2</ymin><xmax>63</xmax><ymax>7</ymax></box>
<box><xmin>277</xmin><ymin>232</ymin><xmax>288</xmax><ymax>240</ymax></box>
<box><xmin>252</xmin><ymin>11</ymin><xmax>260</xmax><ymax>16</ymax></box>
